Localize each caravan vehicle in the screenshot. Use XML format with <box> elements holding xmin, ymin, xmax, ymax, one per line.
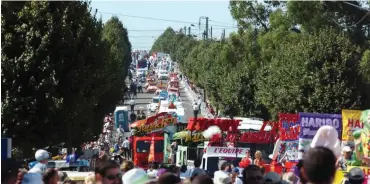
<box><xmin>200</xmin><ymin>146</ymin><xmax>249</xmax><ymax>177</ymax></box>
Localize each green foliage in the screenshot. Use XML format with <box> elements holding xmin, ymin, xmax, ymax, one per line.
<box><xmin>151</xmin><ymin>1</ymin><xmax>369</xmax><ymax>120</ymax></box>
<box><xmin>1</xmin><ymin>1</ymin><xmax>131</xmax><ymax>157</ymax></box>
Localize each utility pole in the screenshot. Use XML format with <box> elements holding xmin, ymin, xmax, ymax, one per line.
<box><xmin>205</xmin><ymin>17</ymin><xmax>209</xmax><ymax>40</ymax></box>
<box><xmin>188</xmin><ymin>26</ymin><xmax>191</xmax><ymax>37</ymax></box>
<box><xmin>210</xmin><ymin>26</ymin><xmax>213</xmax><ymax>39</ymax></box>
<box><xmin>184</xmin><ymin>26</ymin><xmax>187</xmax><ymax>35</ymax></box>
<box><xmin>199</xmin><ymin>16</ymin><xmax>209</xmax><ymax>40</ymax></box>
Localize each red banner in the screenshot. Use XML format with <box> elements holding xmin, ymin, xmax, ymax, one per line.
<box><xmin>279</xmin><ymin>113</ymin><xmax>300</xmax><ymax>141</ymax></box>
<box><xmin>187</xmin><ymin>118</ymin><xmax>242</xmax><ymax>132</ymax></box>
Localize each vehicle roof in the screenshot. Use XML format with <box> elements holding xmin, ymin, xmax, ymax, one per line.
<box><xmin>115</xmin><ymin>106</ymin><xmax>128</xmax><ymax>112</ymax></box>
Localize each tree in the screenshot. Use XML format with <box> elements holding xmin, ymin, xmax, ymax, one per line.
<box><xmin>150</xmin><ymin>1</ymin><xmax>370</xmax><ymax>121</ymax></box>
<box><xmin>256</xmin><ymin>28</ymin><xmax>368</xmax><ymax>117</ymax></box>
<box><xmin>1</xmin><ymin>1</ymin><xmax>131</xmax><ymax>157</ymax></box>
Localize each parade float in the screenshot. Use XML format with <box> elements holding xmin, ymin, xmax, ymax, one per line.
<box><xmin>130</xmin><ymin>112</ymin><xmax>177</xmax><ymax>168</ymax></box>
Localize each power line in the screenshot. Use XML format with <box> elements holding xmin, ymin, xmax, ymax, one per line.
<box><xmin>128</xmin><ymin>27</ymin><xmax>234</xmax><ymax>32</ymax></box>
<box><xmin>99</xmin><ymin>11</ymin><xmax>198</xmax><ymax>24</ymax></box>
<box><xmin>209</xmin><ymin>19</ymin><xmax>235</xmax><ymax>26</ymax></box>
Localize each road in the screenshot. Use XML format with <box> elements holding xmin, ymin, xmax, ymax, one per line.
<box><xmin>123</xmin><ymin>79</ymin><xmax>195</xmax><ymax>123</ymax></box>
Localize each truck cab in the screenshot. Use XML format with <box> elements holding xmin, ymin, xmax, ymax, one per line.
<box><xmin>133</xmin><ymin>136</ymin><xmax>164</xmax><ymax>169</ymax></box>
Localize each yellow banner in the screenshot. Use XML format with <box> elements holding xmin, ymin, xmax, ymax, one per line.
<box><xmin>342</xmin><ymin>109</ymin><xmax>363</xmax><ymax>142</ymax></box>
<box><xmin>361</xmin><ymin>110</ymin><xmax>370</xmax><ymax>158</ymax></box>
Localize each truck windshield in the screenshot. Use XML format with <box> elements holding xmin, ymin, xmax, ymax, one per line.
<box><xmin>136</xmin><ymin>141</ymin><xmax>150</xmax><ymax>153</ymax></box>
<box><xmin>155</xmin><ymin>140</ymin><xmax>164</xmax><ymax>153</ymax></box>
<box><xmin>136</xmin><ymin>140</ymin><xmax>164</xmax><ymax>153</ymax></box>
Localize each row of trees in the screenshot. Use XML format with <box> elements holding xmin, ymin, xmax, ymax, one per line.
<box><xmin>151</xmin><ymin>1</ymin><xmax>370</xmax><ymax>120</ymax></box>
<box><xmin>1</xmin><ymin>1</ymin><xmax>131</xmax><ymax>157</ymax></box>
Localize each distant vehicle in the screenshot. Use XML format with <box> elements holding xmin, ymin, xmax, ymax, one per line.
<box><xmin>157</xmin><ymin>70</ymin><xmax>169</xmax><ymax>80</ymax></box>
<box><xmin>147</xmin><ymin>96</ymin><xmax>165</xmax><ymax>112</ymax></box>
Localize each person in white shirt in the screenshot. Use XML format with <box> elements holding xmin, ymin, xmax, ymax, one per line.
<box><xmin>129</xmin><ymin>99</ymin><xmax>135</xmax><ymax>112</ymax></box>
<box><xmin>147</xmin><ymin>162</ymin><xmax>159</xmax><ymax>178</ymax></box>
<box><xmin>122</xmin><ymin>137</ymin><xmax>131</xmax><ymax>159</ymax></box>
<box><xmin>137</xmin><ymin>81</ymin><xmax>143</xmax><ymax>93</ymax></box>
<box><xmin>230</xmin><ymin>168</ymin><xmax>243</xmax><ymax>184</ymax></box>
<box><xmin>192</xmin><ymin>100</ymin><xmax>200</xmax><ymax>120</ymax></box>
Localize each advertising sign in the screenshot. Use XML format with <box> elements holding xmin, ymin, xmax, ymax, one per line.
<box><xmin>278</xmin><ymin>113</ymin><xmax>299</xmax><ymax>161</ymax></box>
<box><xmin>361</xmin><ymin>110</ymin><xmax>370</xmax><ymax>158</ymax></box>
<box><xmin>299</xmin><ymin>112</ymin><xmax>342</xmax><ymax>139</ymax></box>
<box><xmin>173</xmin><ymin>131</ymin><xmax>205</xmax><ymax>142</ymax></box>
<box><xmin>136</xmin><ymin>112</ymin><xmax>177</xmax><ymax>134</ymax></box>
<box><xmin>342</xmin><ymin>110</ymin><xmax>363</xmax><ymax>146</ymax></box>
<box><xmin>205</xmin><ymin>147</ymin><xmax>249</xmax><ymax>158</ymax></box>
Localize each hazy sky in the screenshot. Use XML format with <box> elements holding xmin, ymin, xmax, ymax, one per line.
<box><xmin>90</xmin><ymin>1</ymin><xmax>238</xmax><ymax>50</ymax></box>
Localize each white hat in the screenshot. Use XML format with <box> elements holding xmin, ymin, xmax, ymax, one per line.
<box><xmin>21</xmin><ymin>173</ymin><xmax>43</xmax><ymax>184</ymax></box>
<box><xmin>122</xmin><ymin>168</ymin><xmax>152</xmax><ymax>184</ymax></box>
<box><xmin>35</xmin><ymin>149</ymin><xmax>49</xmax><ymax>161</ymax></box>
<box><xmin>343</xmin><ymin>146</ymin><xmax>352</xmax><ymax>152</ymax></box>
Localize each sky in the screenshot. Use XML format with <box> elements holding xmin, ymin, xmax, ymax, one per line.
<box><xmin>91</xmin><ymin>1</ymin><xmax>238</xmax><ymax>50</ymax></box>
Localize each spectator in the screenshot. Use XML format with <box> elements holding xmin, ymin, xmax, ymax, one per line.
<box><xmin>147</xmin><ymin>162</ymin><xmax>159</xmax><ymax>178</ymax></box>
<box><xmin>122</xmin><ymin>168</ymin><xmax>151</xmax><ymax>184</ymax></box>
<box><xmin>129</xmin><ymin>98</ymin><xmax>135</xmax><ymax>112</ymax></box>
<box><xmin>282</xmin><ymin>172</ymin><xmax>298</xmax><ymax>184</ymax></box>
<box><xmin>84</xmin><ymin>173</ymin><xmax>96</xmax><ymax>184</ymax></box>
<box><xmin>43</xmin><ymin>169</ymin><xmax>59</xmax><ymax>184</ymax></box>
<box><xmin>242</xmin><ymin>165</ymin><xmax>263</xmax><ymax>184</ymax></box>
<box><xmin>294</xmin><ymin>160</ymin><xmax>307</xmax><ymax>184</ymax></box>
<box><xmin>120</xmin><ymin>160</ymin><xmax>134</xmax><ymax>174</ymax></box>
<box><xmin>344</xmin><ymin>167</ymin><xmax>365</xmax><ymax>184</ymax></box>
<box><xmin>95</xmin><ymin>160</ymin><xmax>121</xmax><ymax>184</ymax></box>
<box><xmin>180</xmin><ymin>165</ymin><xmax>191</xmax><ymax>179</ymax></box>
<box><xmin>122</xmin><ymin>137</ymin><xmax>130</xmax><ymax>159</ymax></box>
<box><xmin>230</xmin><ymin>168</ymin><xmax>243</xmax><ymax>184</ymax></box>
<box><xmin>157</xmin><ymin>172</ymin><xmax>181</xmax><ymax>184</ymax></box>
<box><xmin>57</xmin><ymin>171</ymin><xmax>69</xmax><ymax>184</ymax></box>
<box><xmin>264</xmin><ymin>172</ymin><xmax>284</xmax><ymax>184</ymax></box>
<box><xmin>21</xmin><ymin>173</ymin><xmax>43</xmax><ymax>184</ymax></box>
<box><xmin>1</xmin><ymin>159</ymin><xmax>22</xmax><ymax>184</ymax></box>
<box><xmin>28</xmin><ymin>149</ymin><xmax>49</xmax><ymax>174</ymax></box>
<box><xmin>214</xmin><ymin>161</ymin><xmax>232</xmax><ymax>176</ymax></box>
<box><xmin>336</xmin><ymin>146</ymin><xmax>353</xmax><ymax>171</ymax></box>
<box><xmin>303</xmin><ymin>147</ymin><xmax>336</xmax><ymax>184</ymax></box>
<box><xmin>214</xmin><ymin>171</ymin><xmax>232</xmax><ymax>184</ymax></box>
<box><xmin>191</xmin><ymin>159</ymin><xmax>206</xmax><ymax>178</ymax></box>
<box><xmin>191</xmin><ymin>174</ymin><xmax>214</xmax><ymax>184</ymax></box>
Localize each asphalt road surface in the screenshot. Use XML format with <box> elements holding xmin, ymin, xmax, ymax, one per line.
<box><xmin>123</xmin><ymin>79</ymin><xmax>195</xmax><ymax>123</ymax></box>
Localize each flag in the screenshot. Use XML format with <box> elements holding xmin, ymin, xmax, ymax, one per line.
<box><xmin>148</xmin><ymin>134</ymin><xmax>155</xmax><ymax>163</ymax></box>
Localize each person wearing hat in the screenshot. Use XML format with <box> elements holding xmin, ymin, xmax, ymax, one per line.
<box><xmin>264</xmin><ymin>172</ymin><xmax>290</xmax><ymax>184</ymax></box>
<box><xmin>336</xmin><ymin>146</ymin><xmax>353</xmax><ymax>171</ymax></box>
<box><xmin>342</xmin><ymin>167</ymin><xmax>365</xmax><ymax>184</ymax></box>
<box><xmin>122</xmin><ymin>168</ymin><xmax>153</xmax><ymax>184</ymax></box>
<box><xmin>230</xmin><ymin>168</ymin><xmax>243</xmax><ymax>184</ymax></box>
<box><xmin>28</xmin><ymin>149</ymin><xmax>49</xmax><ymax>174</ymax></box>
